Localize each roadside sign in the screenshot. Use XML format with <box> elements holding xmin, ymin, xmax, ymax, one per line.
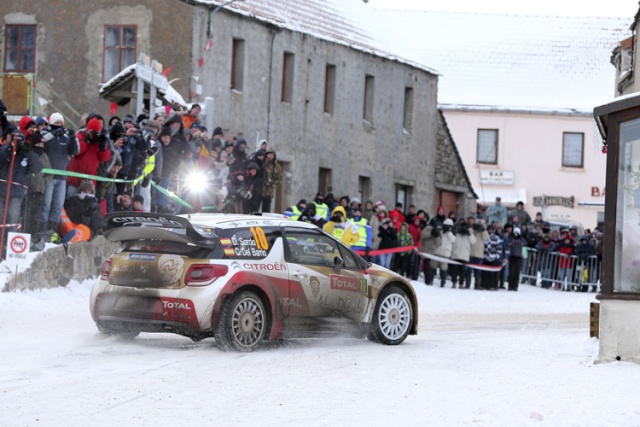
<box><xmin>6</xmin><ymin>232</ymin><xmax>30</xmax><ymax>267</ymax></box>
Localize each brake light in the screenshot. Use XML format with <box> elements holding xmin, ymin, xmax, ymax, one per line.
<box><xmin>100</xmin><ymin>258</ymin><xmax>112</xmax><ymax>280</ymax></box>
<box><xmin>185</xmin><ymin>264</ymin><xmax>228</xmax><ymax>286</ymax></box>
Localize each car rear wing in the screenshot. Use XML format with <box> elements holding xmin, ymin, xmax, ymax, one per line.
<box><xmin>103</xmin><ymin>212</ymin><xmax>218</xmax><ymax>246</ymax></box>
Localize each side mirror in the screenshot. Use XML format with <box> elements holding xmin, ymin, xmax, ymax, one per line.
<box><xmin>333</xmin><ymin>256</ymin><xmax>344</xmax><ymax>273</ymax></box>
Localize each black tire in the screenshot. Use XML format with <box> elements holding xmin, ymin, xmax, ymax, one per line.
<box><xmin>215</xmin><ymin>291</ymin><xmax>268</xmax><ymax>352</ymax></box>
<box><xmin>367</xmin><ymin>285</ymin><xmax>413</xmax><ymax>345</ymax></box>
<box><xmin>96</xmin><ymin>324</ymin><xmax>140</xmax><ymax>340</ymax></box>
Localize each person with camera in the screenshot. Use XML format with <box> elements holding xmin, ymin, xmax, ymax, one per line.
<box><xmin>241</xmin><ymin>161</ymin><xmax>263</xmax><ymax>214</ymax></box>
<box><xmin>66</xmin><ymin>117</ymin><xmax>111</xmax><ymax>199</ymax></box>
<box><xmin>0</xmin><ymin>127</ymin><xmax>43</xmax><ymax>239</ymax></box>
<box><xmin>126</xmin><ymin>120</ymin><xmax>161</xmax><ymax>212</ymax></box>
<box><xmin>24</xmin><ymin>131</ymin><xmax>51</xmax><ymax>234</ymax></box>
<box><xmin>449</xmin><ymin>218</ymin><xmax>477</xmax><ymax>289</ymax></box>
<box><xmin>39</xmin><ymin>112</ymin><xmax>79</xmax><ymax>232</ymax></box>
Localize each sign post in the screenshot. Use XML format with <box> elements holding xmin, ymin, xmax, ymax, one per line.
<box><xmin>6</xmin><ymin>232</ymin><xmax>30</xmax><ymax>268</ymax></box>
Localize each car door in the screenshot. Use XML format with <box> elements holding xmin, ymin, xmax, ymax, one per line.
<box><xmin>283</xmin><ymin>227</ymin><xmax>370</xmax><ymax>323</ymax></box>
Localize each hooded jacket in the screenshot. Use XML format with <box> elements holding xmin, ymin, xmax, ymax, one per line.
<box><xmin>66</xmin><ymin>129</ymin><xmax>112</xmax><ymax>188</ymax></box>
<box><xmin>0</xmin><ymin>144</ymin><xmax>43</xmax><ymax>199</ymax></box>
<box><xmin>159</xmin><ymin>115</ymin><xmax>187</xmax><ymax>178</ymax></box>
<box><xmin>261</xmin><ymin>149</ymin><xmax>282</xmax><ymax>198</ymax></box>
<box><xmin>323</xmin><ymin>205</ymin><xmax>359</xmax><ymax>247</ymax></box>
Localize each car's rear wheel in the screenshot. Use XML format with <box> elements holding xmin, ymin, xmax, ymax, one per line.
<box><xmin>367</xmin><ymin>285</ymin><xmax>413</xmax><ymax>345</ymax></box>
<box><xmin>216</xmin><ymin>291</ymin><xmax>267</xmax><ymax>352</ymax></box>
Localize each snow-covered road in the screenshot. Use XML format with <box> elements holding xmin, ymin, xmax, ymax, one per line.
<box><xmin>1</xmin><ymin>279</ymin><xmax>639</xmax><ymax>427</ymax></box>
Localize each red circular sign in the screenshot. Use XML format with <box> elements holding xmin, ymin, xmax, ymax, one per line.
<box><xmin>10</xmin><ymin>235</ymin><xmax>27</xmax><ymax>254</ymax></box>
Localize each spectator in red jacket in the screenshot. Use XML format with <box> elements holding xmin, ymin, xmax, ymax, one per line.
<box><xmin>557</xmin><ymin>235</ymin><xmax>575</xmax><ymax>291</ymax></box>
<box><xmin>388</xmin><ymin>202</ymin><xmax>406</xmax><ymax>232</ymax></box>
<box><xmin>66</xmin><ymin>117</ymin><xmax>111</xmax><ymax>198</ymax></box>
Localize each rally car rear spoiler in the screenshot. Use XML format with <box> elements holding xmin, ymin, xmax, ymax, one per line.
<box><xmin>103</xmin><ymin>212</ymin><xmax>218</xmax><ymax>246</ymax></box>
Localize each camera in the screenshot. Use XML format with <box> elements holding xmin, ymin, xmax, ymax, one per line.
<box><xmin>238</xmin><ymin>188</ymin><xmax>252</xmax><ymax>200</ymax></box>
<box><xmin>109</xmin><ymin>122</ymin><xmax>126</xmax><ymax>142</ymax></box>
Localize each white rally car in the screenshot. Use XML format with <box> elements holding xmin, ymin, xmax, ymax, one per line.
<box><xmin>90</xmin><ymin>212</ymin><xmax>418</xmax><ymax>351</ymax></box>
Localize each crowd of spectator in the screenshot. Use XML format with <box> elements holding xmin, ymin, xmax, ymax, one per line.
<box><xmin>285</xmin><ymin>193</ymin><xmax>603</xmax><ymax>292</ymax></box>
<box><xmin>0</xmin><ymin>98</ymin><xmax>604</xmax><ymax>288</ymax></box>
<box><xmin>0</xmin><ymin>101</ymin><xmax>282</xmax><ymax>250</ymax></box>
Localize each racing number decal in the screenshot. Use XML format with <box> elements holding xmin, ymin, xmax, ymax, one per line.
<box><xmin>250</xmin><ymin>227</ymin><xmax>269</xmax><ymax>250</ymax></box>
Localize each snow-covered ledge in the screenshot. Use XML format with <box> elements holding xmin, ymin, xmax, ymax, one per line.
<box><xmin>596</xmin><ymin>300</ymin><xmax>640</xmax><ymax>364</ymax></box>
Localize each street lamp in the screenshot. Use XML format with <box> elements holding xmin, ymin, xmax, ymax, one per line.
<box><xmin>207</xmin><ymin>0</ymin><xmax>246</xmax><ymax>38</ymax></box>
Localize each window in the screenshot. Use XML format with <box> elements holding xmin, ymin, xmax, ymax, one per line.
<box><xmin>363</xmin><ymin>74</ymin><xmax>375</xmax><ymax>122</ymax></box>
<box><xmin>395</xmin><ymin>185</ymin><xmax>411</xmax><ymax>212</ymax></box>
<box><xmin>4</xmin><ymin>24</ymin><xmax>36</xmax><ymax>72</ymax></box>
<box><xmin>562</xmin><ymin>132</ymin><xmax>584</xmax><ymax>168</ymax></box>
<box><xmin>281</xmin><ymin>52</ymin><xmax>295</xmax><ymax>103</ymax></box>
<box><xmin>358</xmin><ymin>176</ymin><xmax>371</xmax><ymax>205</ymax></box>
<box><xmin>324</xmin><ymin>64</ymin><xmax>336</xmax><ymax>114</ymax></box>
<box><xmin>403</xmin><ymin>87</ymin><xmax>414</xmax><ymax>132</ymax></box>
<box><xmin>318</xmin><ymin>168</ymin><xmax>332</xmax><ymax>195</ymax></box>
<box><xmin>477</xmin><ymin>129</ymin><xmax>498</xmax><ymax>164</ymax></box>
<box><xmin>284</xmin><ymin>229</ymin><xmax>358</xmax><ymax>269</ymax></box>
<box><xmin>103</xmin><ymin>25</ymin><xmax>136</xmax><ymax>82</ymax></box>
<box><xmin>231</xmin><ymin>38</ymin><xmax>245</xmax><ymax>91</ymax></box>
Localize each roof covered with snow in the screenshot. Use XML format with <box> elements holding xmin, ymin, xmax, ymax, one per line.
<box><xmin>99</xmin><ymin>64</ymin><xmax>187</xmax><ymax>107</ymax></box>
<box><xmin>182</xmin><ymin>1</ymin><xmax>632</xmax><ymax>113</ymax></box>
<box><xmin>374</xmin><ymin>10</ymin><xmax>633</xmax><ymax>113</ymax></box>
<box><xmin>180</xmin><ymin>0</ymin><xmax>439</xmax><ymax>75</ymax></box>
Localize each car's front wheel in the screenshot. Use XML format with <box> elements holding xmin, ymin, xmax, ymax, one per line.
<box><xmin>367</xmin><ymin>285</ymin><xmax>413</xmax><ymax>345</ymax></box>
<box><xmin>215</xmin><ymin>291</ymin><xmax>268</xmax><ymax>352</ymax></box>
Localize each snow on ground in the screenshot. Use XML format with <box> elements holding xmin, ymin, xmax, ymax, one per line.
<box><xmin>1</xmin><ymin>277</ymin><xmax>639</xmax><ymax>427</ymax></box>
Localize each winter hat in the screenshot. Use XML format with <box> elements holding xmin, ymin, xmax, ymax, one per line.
<box><xmin>78</xmin><ymin>180</ymin><xmax>95</xmax><ymax>194</ymax></box>
<box><xmin>236</xmin><ymin>137</ymin><xmax>247</xmax><ymax>146</ymax></box>
<box><xmin>133</xmin><ymin>194</ymin><xmax>144</xmax><ymax>204</ymax></box>
<box><xmin>159</xmin><ymin>127</ymin><xmax>172</xmax><ymax>138</ymax></box>
<box><xmin>246</xmin><ymin>161</ymin><xmax>259</xmax><ymax>171</ymax></box>
<box><xmin>211</xmin><ymin>138</ymin><xmax>223</xmax><ymax>150</ymax></box>
<box><xmin>49</xmin><ymin>112</ymin><xmax>64</xmax><ymax>125</ymax></box>
<box><xmin>31</xmin><ymin>130</ymin><xmax>44</xmax><ymax>145</ymax></box>
<box><xmin>123</xmin><ymin>114</ymin><xmax>135</xmax><ymax>124</ymax></box>
<box><xmin>213</xmin><ymin>127</ymin><xmax>223</xmax><ymax>137</ymax></box>
<box><xmin>146</xmin><ymin>120</ymin><xmax>161</xmax><ymax>133</ymax></box>
<box><xmin>86</xmin><ymin>118</ymin><xmax>102</xmax><ymax>132</ymax></box>
<box><xmin>35</xmin><ymin>116</ymin><xmax>48</xmax><ymax>127</ymax></box>
<box><xmin>443</xmin><ymin>218</ymin><xmax>454</xmax><ymax>226</ymax></box>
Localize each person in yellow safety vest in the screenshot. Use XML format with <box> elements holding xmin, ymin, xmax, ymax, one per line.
<box><xmin>284</xmin><ymin>199</ymin><xmax>307</xmax><ymax>220</ymax></box>
<box><xmin>312</xmin><ymin>192</ymin><xmax>330</xmax><ymax>221</ymax></box>
<box><xmin>323</xmin><ymin>205</ymin><xmax>359</xmax><ymax>246</ymax></box>
<box><xmin>350</xmin><ymin>207</ymin><xmax>371</xmax><ymax>249</ymax></box>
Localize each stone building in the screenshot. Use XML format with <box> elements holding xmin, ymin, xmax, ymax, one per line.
<box><xmin>0</xmin><ymin>0</ymin><xmax>475</xmax><ymax>216</ymax></box>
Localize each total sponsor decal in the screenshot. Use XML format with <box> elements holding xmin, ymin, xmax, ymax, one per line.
<box><xmin>243</xmin><ymin>262</ymin><xmax>287</xmax><ymax>271</ymax></box>
<box><xmin>159</xmin><ymin>297</ymin><xmax>199</xmax><ymax>329</ymax></box>
<box><xmin>330</xmin><ymin>275</ymin><xmax>368</xmax><ymax>294</ymax></box>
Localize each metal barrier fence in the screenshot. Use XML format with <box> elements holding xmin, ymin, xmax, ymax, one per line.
<box><xmin>520</xmin><ymin>248</ymin><xmax>601</xmax><ymax>292</ymax></box>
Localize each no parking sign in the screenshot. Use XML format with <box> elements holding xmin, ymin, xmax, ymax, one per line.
<box><xmin>6</xmin><ymin>232</ymin><xmax>30</xmax><ymax>267</ymax></box>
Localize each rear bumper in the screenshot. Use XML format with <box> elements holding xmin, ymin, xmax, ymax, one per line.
<box><xmin>96</xmin><ymin>316</ymin><xmax>208</xmax><ymax>338</ymax></box>
<box><xmin>94</xmin><ymin>292</ymin><xmax>202</xmax><ymax>335</ymax></box>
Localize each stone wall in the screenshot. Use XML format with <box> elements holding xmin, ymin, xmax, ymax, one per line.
<box><xmin>3</xmin><ymin>237</ymin><xmax>119</xmax><ymax>292</ymax></box>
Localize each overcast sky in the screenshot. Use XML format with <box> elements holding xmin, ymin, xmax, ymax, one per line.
<box><xmin>367</xmin><ymin>0</ymin><xmax>638</xmax><ymax>17</ymax></box>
